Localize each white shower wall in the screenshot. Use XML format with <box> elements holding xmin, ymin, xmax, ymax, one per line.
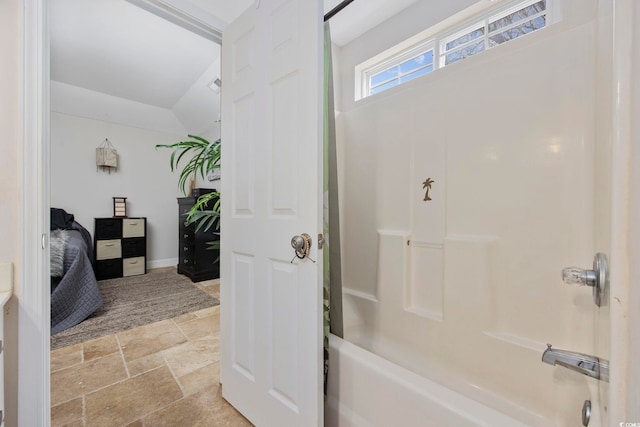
<box><xmin>334</xmin><ymin>0</ymin><xmax>606</xmax><ymax>423</ymax></box>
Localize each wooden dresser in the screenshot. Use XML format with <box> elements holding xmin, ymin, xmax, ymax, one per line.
<box><xmin>94</xmin><ymin>217</ymin><xmax>147</xmax><ymax>280</ymax></box>
<box><xmin>177</xmin><ymin>195</ymin><xmax>219</xmax><ymax>282</ymax></box>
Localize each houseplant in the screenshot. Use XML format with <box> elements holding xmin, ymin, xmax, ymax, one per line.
<box><xmin>156</xmin><ymin>135</ymin><xmax>221</xmax><ymax>248</ymax></box>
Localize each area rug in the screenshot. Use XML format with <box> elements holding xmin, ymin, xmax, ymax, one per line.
<box><xmin>51</xmin><ymin>269</ymin><xmax>219</xmax><ymax>350</ymax></box>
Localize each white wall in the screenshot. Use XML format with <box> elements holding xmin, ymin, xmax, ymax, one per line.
<box><xmin>172</xmin><ymin>59</ymin><xmax>222</xmax><ymax>137</ymax></box>
<box><xmin>51</xmin><ymin>83</ymin><xmax>192</xmax><ymax>268</ymax></box>
<box><xmin>0</xmin><ymin>1</ymin><xmax>21</xmax><ymax>425</ymax></box>
<box><xmin>50</xmin><ymin>112</ymin><xmax>185</xmax><ymax>267</ymax></box>
<box><xmin>335</xmin><ymin>0</ymin><xmax>607</xmax><ymax>424</ymax></box>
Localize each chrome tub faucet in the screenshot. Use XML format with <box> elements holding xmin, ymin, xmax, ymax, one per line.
<box><xmin>541</xmin><ymin>344</ymin><xmax>609</xmax><ymax>382</ymax></box>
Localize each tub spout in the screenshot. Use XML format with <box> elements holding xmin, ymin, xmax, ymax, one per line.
<box><xmin>542</xmin><ymin>344</ymin><xmax>609</xmax><ymax>382</ymax></box>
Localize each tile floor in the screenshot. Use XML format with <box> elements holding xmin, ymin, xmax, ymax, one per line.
<box><xmin>50</xmin><ymin>277</ymin><xmax>253</xmax><ymax>427</ymax></box>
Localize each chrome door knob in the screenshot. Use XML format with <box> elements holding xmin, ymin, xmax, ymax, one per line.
<box><xmin>290</xmin><ymin>233</ymin><xmax>315</xmax><ymax>263</ymax></box>
<box><xmin>291</xmin><ymin>235</ymin><xmax>306</xmax><ymax>251</ymax></box>
<box><xmin>561</xmin><ymin>253</ymin><xmax>608</xmax><ymax>307</ymax></box>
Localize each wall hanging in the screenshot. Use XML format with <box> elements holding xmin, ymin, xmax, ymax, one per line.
<box><xmin>422</xmin><ymin>177</ymin><xmax>435</xmax><ymax>201</ymax></box>
<box><xmin>96</xmin><ymin>138</ymin><xmax>118</xmax><ymax>173</ymax></box>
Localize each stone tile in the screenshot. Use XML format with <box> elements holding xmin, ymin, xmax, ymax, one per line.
<box><xmin>51</xmin><ymin>343</ymin><xmax>83</xmax><ymax>372</ymax></box>
<box><xmin>193</xmin><ymin>305</ymin><xmax>219</xmax><ymax>318</ymax></box>
<box><xmin>83</xmin><ymin>334</ymin><xmax>119</xmax><ymax>362</ymax></box>
<box><xmin>196</xmin><ymin>278</ymin><xmax>220</xmax><ymax>288</ymax></box>
<box><xmin>62</xmin><ymin>420</ymin><xmax>84</xmax><ymax>427</ymax></box>
<box><xmin>51</xmin><ymin>352</ymin><xmax>128</xmax><ymax>406</ymax></box>
<box><xmin>211</xmin><ymin>286</ymin><xmax>220</xmax><ymax>300</ymax></box>
<box><xmin>142</xmin><ymin>386</ymin><xmax>252</xmax><ymax>427</ymax></box>
<box><xmin>195</xmin><ymin>286</ymin><xmax>219</xmax><ymax>299</ymax></box>
<box><xmin>172</xmin><ymin>312</ymin><xmax>198</xmax><ymax>324</ymax></box>
<box><xmin>163</xmin><ymin>336</ymin><xmax>219</xmax><ymax>378</ymax></box>
<box><xmin>176</xmin><ymin>314</ymin><xmax>218</xmax><ymax>340</ymax></box>
<box><xmin>177</xmin><ymin>362</ymin><xmax>220</xmax><ymax>396</ymax></box>
<box><xmin>117</xmin><ymin>319</ymin><xmax>187</xmax><ymax>362</ymax></box>
<box><xmin>51</xmin><ymin>397</ymin><xmax>83</xmax><ymax>427</ymax></box>
<box><xmin>126</xmin><ymin>351</ymin><xmax>166</xmax><ymax>377</ymax></box>
<box><xmin>125</xmin><ymin>420</ymin><xmax>143</xmax><ymax>427</ymax></box>
<box><xmin>195</xmin><ymin>280</ymin><xmax>220</xmax><ymax>300</ymax></box>
<box><xmin>85</xmin><ymin>366</ymin><xmax>183</xmax><ymax>427</ymax></box>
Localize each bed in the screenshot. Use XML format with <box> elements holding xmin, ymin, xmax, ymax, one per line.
<box><xmin>50</xmin><ymin>208</ymin><xmax>103</xmax><ymax>334</ymax></box>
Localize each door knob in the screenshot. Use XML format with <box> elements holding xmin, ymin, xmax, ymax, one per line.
<box><xmin>291</xmin><ymin>234</ymin><xmax>309</xmax><ymax>252</ymax></box>
<box><xmin>290</xmin><ymin>233</ymin><xmax>315</xmax><ymax>263</ymax></box>
<box><xmin>561</xmin><ymin>253</ymin><xmax>608</xmax><ymax>307</ymax></box>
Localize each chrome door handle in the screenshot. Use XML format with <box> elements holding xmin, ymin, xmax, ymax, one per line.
<box><xmin>561</xmin><ymin>253</ymin><xmax>608</xmax><ymax>307</ymax></box>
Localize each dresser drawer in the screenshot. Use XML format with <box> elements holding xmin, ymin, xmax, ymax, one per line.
<box><xmin>179</xmin><ymin>203</ymin><xmax>192</xmax><ymax>217</ymax></box>
<box><xmin>123</xmin><ymin>256</ymin><xmax>145</xmax><ymax>277</ymax></box>
<box><xmin>96</xmin><ymin>239</ymin><xmax>122</xmax><ymax>260</ymax></box>
<box><xmin>96</xmin><ymin>259</ymin><xmax>123</xmax><ymax>280</ymax></box>
<box><xmin>122</xmin><ymin>219</ymin><xmax>145</xmax><ymax>238</ymax></box>
<box><xmin>95</xmin><ymin>219</ymin><xmax>122</xmax><ymax>239</ymax></box>
<box><xmin>122</xmin><ymin>237</ymin><xmax>146</xmax><ymax>258</ymax></box>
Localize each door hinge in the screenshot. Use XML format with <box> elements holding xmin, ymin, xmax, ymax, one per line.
<box><xmin>318</xmin><ymin>233</ymin><xmax>325</xmax><ymax>250</ymax></box>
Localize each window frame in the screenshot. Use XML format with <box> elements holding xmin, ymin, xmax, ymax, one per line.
<box><xmin>439</xmin><ymin>0</ymin><xmax>548</xmax><ymax>67</ymax></box>
<box><xmin>357</xmin><ymin>0</ymin><xmax>558</xmax><ymax>100</ymax></box>
<box><xmin>364</xmin><ymin>41</ymin><xmax>436</xmax><ymax>96</ymax></box>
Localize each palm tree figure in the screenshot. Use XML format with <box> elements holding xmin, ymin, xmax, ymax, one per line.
<box><xmin>422</xmin><ymin>177</ymin><xmax>435</xmax><ymax>201</ymax></box>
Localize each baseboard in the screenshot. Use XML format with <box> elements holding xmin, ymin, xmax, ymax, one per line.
<box><xmin>147</xmin><ymin>258</ymin><xmax>178</xmax><ymax>270</ymax></box>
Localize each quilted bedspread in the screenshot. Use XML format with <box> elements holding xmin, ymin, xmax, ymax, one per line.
<box><xmin>50</xmin><ymin>228</ymin><xmax>103</xmax><ymax>335</ymax></box>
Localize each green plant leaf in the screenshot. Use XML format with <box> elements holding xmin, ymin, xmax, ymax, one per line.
<box><xmin>157</xmin><ymin>136</ymin><xmax>222</xmax><ymax>261</ymax></box>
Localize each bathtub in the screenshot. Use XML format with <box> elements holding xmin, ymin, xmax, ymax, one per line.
<box><xmin>325</xmin><ymin>334</ymin><xmax>551</xmax><ymax>427</ymax></box>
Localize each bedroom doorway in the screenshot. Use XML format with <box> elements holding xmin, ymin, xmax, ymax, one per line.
<box><xmin>48</xmin><ymin>1</ymin><xmax>238</xmax><ymax>425</ymax></box>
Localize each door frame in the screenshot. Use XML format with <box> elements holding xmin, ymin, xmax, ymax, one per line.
<box><xmin>608</xmin><ymin>0</ymin><xmax>636</xmax><ymax>422</ymax></box>
<box><xmin>19</xmin><ymin>0</ymin><xmax>638</xmax><ymax>425</ymax></box>
<box><xmin>20</xmin><ymin>1</ymin><xmax>50</xmax><ymax>425</ymax></box>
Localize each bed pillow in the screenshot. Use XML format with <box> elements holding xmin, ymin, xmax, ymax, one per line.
<box><xmin>51</xmin><ymin>208</ymin><xmax>75</xmax><ymax>230</ymax></box>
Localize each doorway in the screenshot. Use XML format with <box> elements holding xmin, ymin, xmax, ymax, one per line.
<box><xmin>48</xmin><ymin>0</ymin><xmax>235</xmax><ymax>425</ymax></box>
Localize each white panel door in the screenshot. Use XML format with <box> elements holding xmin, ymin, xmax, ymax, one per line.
<box><xmin>220</xmin><ymin>1</ymin><xmax>323</xmax><ymax>426</ymax></box>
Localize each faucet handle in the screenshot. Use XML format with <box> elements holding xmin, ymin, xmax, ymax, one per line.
<box><xmin>560</xmin><ymin>253</ymin><xmax>608</xmax><ymax>307</ymax></box>
<box><xmin>561</xmin><ymin>267</ymin><xmax>596</xmax><ymax>287</ymax></box>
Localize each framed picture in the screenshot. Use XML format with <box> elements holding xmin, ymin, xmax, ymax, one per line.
<box><xmin>113</xmin><ymin>197</ymin><xmax>127</xmax><ymax>218</ymax></box>
<box><xmin>207</xmin><ymin>168</ymin><xmax>221</xmax><ymax>181</ymax></box>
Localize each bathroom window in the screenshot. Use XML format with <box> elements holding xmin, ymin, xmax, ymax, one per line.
<box><xmin>440</xmin><ymin>0</ymin><xmax>547</xmax><ymax>66</ymax></box>
<box><xmin>358</xmin><ymin>0</ymin><xmax>553</xmax><ymax>99</ymax></box>
<box><xmin>367</xmin><ymin>45</ymin><xmax>435</xmax><ymax>96</ymax></box>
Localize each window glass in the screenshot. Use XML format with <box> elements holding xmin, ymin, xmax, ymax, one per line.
<box><xmin>370</xmin><ymin>67</ymin><xmax>399</xmax><ymax>87</ymax></box>
<box><xmin>400</xmin><ymin>51</ymin><xmax>434</xmax><ymax>74</ymax></box>
<box><xmin>488</xmin><ymin>1</ymin><xmax>546</xmax><ymax>32</ymax></box>
<box><xmin>370</xmin><ymin>79</ymin><xmax>399</xmax><ymax>95</ymax></box>
<box><xmin>445</xmin><ymin>27</ymin><xmax>485</xmax><ymax>51</ymax></box>
<box><xmin>444</xmin><ymin>41</ymin><xmax>486</xmax><ymax>65</ymax></box>
<box><xmin>489</xmin><ymin>16</ymin><xmax>546</xmax><ymax>46</ymax></box>
<box><xmin>399</xmin><ymin>65</ymin><xmax>434</xmax><ymax>84</ymax></box>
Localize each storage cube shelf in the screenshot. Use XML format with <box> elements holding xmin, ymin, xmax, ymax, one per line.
<box><xmin>94</xmin><ymin>217</ymin><xmax>147</xmax><ymax>280</ymax></box>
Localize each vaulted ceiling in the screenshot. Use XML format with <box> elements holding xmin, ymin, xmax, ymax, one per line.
<box><xmin>50</xmin><ymin>0</ymin><xmax>220</xmax><ymax>109</ymax></box>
